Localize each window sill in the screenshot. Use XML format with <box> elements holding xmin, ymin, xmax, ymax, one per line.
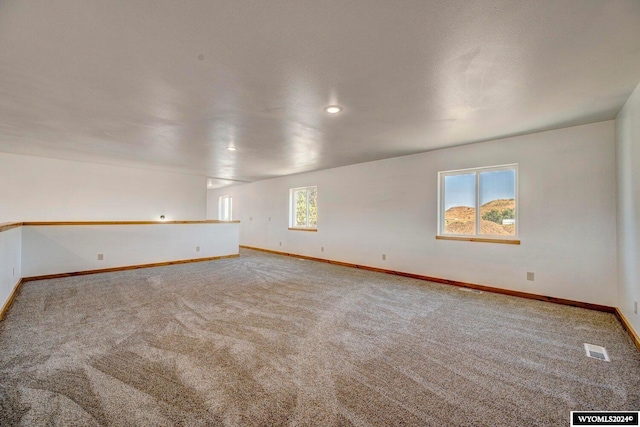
<box><xmin>288</xmin><ymin>227</ymin><xmax>318</xmax><ymax>232</ymax></box>
<box><xmin>436</xmin><ymin>235</ymin><xmax>520</xmax><ymax>245</ymax></box>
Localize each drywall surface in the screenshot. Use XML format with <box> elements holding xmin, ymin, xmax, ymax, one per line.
<box><xmin>22</xmin><ymin>223</ymin><xmax>239</xmax><ymax>277</ymax></box>
<box><xmin>208</xmin><ymin>121</ymin><xmax>618</xmax><ymax>307</ymax></box>
<box><xmin>0</xmin><ymin>153</ymin><xmax>207</xmax><ymax>222</ymax></box>
<box><xmin>616</xmin><ymin>82</ymin><xmax>640</xmax><ymax>337</ymax></box>
<box><xmin>0</xmin><ymin>227</ymin><xmax>22</xmax><ymax>312</ymax></box>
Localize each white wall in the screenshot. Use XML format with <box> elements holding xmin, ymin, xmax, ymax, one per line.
<box><xmin>209</xmin><ymin>121</ymin><xmax>618</xmax><ymax>307</ymax></box>
<box><xmin>0</xmin><ymin>227</ymin><xmax>22</xmax><ymax>312</ymax></box>
<box><xmin>616</xmin><ymin>82</ymin><xmax>640</xmax><ymax>336</ymax></box>
<box><xmin>0</xmin><ymin>152</ymin><xmax>207</xmax><ymax>222</ymax></box>
<box><xmin>21</xmin><ymin>223</ymin><xmax>239</xmax><ymax>277</ymax></box>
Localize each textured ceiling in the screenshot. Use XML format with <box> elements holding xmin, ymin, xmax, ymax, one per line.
<box><xmin>1</xmin><ymin>1</ymin><xmax>639</xmax><ymax>183</ymax></box>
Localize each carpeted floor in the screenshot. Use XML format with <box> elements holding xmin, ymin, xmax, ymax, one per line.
<box><xmin>0</xmin><ymin>248</ymin><xmax>638</xmax><ymax>426</ymax></box>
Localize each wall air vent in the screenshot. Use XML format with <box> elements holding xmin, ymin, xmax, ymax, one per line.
<box><xmin>584</xmin><ymin>343</ymin><xmax>610</xmax><ymax>362</ymax></box>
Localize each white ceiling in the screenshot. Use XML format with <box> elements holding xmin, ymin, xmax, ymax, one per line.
<box><xmin>1</xmin><ymin>1</ymin><xmax>639</xmax><ymax>183</ymax></box>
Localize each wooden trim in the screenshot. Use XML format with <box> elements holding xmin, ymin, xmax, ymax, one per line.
<box><xmin>288</xmin><ymin>227</ymin><xmax>318</xmax><ymax>232</ymax></box>
<box><xmin>357</xmin><ymin>265</ymin><xmax>394</xmax><ymax>274</ymax></box>
<box><xmin>22</xmin><ymin>220</ymin><xmax>240</xmax><ymax>226</ymax></box>
<box><xmin>0</xmin><ymin>222</ymin><xmax>23</xmax><ymax>233</ymax></box>
<box><xmin>22</xmin><ymin>254</ymin><xmax>239</xmax><ymax>282</ymax></box>
<box><xmin>615</xmin><ymin>308</ymin><xmax>640</xmax><ymax>353</ymax></box>
<box><xmin>9</xmin><ymin>244</ymin><xmax>639</xmax><ymax>353</ymax></box>
<box><xmin>239</xmin><ymin>245</ymin><xmax>614</xmax><ymax>313</ymax></box>
<box><xmin>324</xmin><ymin>259</ymin><xmax>353</xmax><ymax>267</ymax></box>
<box><xmin>436</xmin><ymin>235</ymin><xmax>520</xmax><ymax>245</ymax></box>
<box><xmin>0</xmin><ymin>279</ymin><xmax>23</xmax><ymax>321</ymax></box>
<box><xmin>241</xmin><ymin>246</ymin><xmax>286</xmax><ymax>256</ymax></box>
<box><xmin>2</xmin><ymin>220</ymin><xmax>242</xmax><ymax>231</ymax></box>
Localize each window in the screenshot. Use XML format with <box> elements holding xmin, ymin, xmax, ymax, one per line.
<box><xmin>289</xmin><ymin>186</ymin><xmax>318</xmax><ymax>230</ymax></box>
<box><xmin>219</xmin><ymin>195</ymin><xmax>232</xmax><ymax>221</ymax></box>
<box><xmin>438</xmin><ymin>165</ymin><xmax>517</xmax><ymax>240</ymax></box>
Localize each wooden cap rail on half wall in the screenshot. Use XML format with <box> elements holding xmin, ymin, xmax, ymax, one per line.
<box><xmin>0</xmin><ymin>220</ymin><xmax>240</xmax><ymax>232</ymax></box>
<box><xmin>0</xmin><ymin>223</ymin><xmax>22</xmax><ymax>233</ymax></box>
<box><xmin>21</xmin><ymin>220</ymin><xmax>240</xmax><ymax>226</ymax></box>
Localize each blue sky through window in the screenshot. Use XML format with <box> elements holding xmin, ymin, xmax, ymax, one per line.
<box><xmin>444</xmin><ymin>170</ymin><xmax>515</xmax><ymax>210</ymax></box>
<box><xmin>480</xmin><ymin>170</ymin><xmax>515</xmax><ymax>205</ymax></box>
<box><xmin>444</xmin><ymin>173</ymin><xmax>475</xmax><ymax>210</ymax></box>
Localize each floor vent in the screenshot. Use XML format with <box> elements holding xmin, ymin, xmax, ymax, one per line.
<box><xmin>459</xmin><ymin>287</ymin><xmax>483</xmax><ymax>294</ymax></box>
<box><xmin>584</xmin><ymin>343</ymin><xmax>610</xmax><ymax>362</ymax></box>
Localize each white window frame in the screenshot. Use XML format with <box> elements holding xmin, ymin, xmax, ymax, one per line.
<box><xmin>437</xmin><ymin>164</ymin><xmax>518</xmax><ymax>239</ymax></box>
<box><xmin>289</xmin><ymin>186</ymin><xmax>318</xmax><ymax>230</ymax></box>
<box><xmin>218</xmin><ymin>195</ymin><xmax>232</xmax><ymax>221</ymax></box>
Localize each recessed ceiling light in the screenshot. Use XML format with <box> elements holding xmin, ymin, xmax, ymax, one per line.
<box><xmin>324</xmin><ymin>105</ymin><xmax>343</xmax><ymax>114</ymax></box>
<box><xmin>227</xmin><ymin>146</ymin><xmax>237</xmax><ymax>151</ymax></box>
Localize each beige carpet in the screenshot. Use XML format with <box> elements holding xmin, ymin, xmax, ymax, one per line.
<box><xmin>1</xmin><ymin>248</ymin><xmax>638</xmax><ymax>426</ymax></box>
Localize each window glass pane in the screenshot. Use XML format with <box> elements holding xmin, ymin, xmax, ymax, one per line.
<box><xmin>294</xmin><ymin>190</ymin><xmax>307</xmax><ymax>227</ymax></box>
<box><xmin>219</xmin><ymin>196</ymin><xmax>229</xmax><ymax>221</ymax></box>
<box><xmin>308</xmin><ymin>188</ymin><xmax>317</xmax><ymax>228</ymax></box>
<box><xmin>479</xmin><ymin>170</ymin><xmax>516</xmax><ymax>236</ymax></box>
<box><xmin>225</xmin><ymin>197</ymin><xmax>231</xmax><ymax>220</ymax></box>
<box><xmin>443</xmin><ymin>173</ymin><xmax>476</xmax><ymax>235</ymax></box>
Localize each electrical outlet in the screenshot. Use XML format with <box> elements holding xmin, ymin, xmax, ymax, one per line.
<box><xmin>196</xmin><ymin>246</ymin><xmax>200</xmax><ymax>252</ymax></box>
<box><xmin>321</xmin><ymin>246</ymin><xmax>324</xmax><ymax>252</ymax></box>
<box><xmin>527</xmin><ymin>272</ymin><xmax>534</xmax><ymax>281</ymax></box>
<box><xmin>13</xmin><ymin>267</ymin><xmax>15</xmax><ymax>277</ymax></box>
<box><xmin>269</xmin><ymin>217</ymin><xmax>271</xmax><ymax>221</ymax></box>
<box><xmin>279</xmin><ymin>241</ymin><xmax>282</xmax><ymax>246</ymax></box>
<box><xmin>250</xmin><ymin>216</ymin><xmax>253</xmax><ymax>221</ymax></box>
<box><xmin>634</xmin><ymin>300</ymin><xmax>638</xmax><ymax>315</ymax></box>
<box><xmin>97</xmin><ymin>254</ymin><xmax>104</xmax><ymax>261</ymax></box>
<box><xmin>382</xmin><ymin>254</ymin><xmax>386</xmax><ymax>261</ymax></box>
